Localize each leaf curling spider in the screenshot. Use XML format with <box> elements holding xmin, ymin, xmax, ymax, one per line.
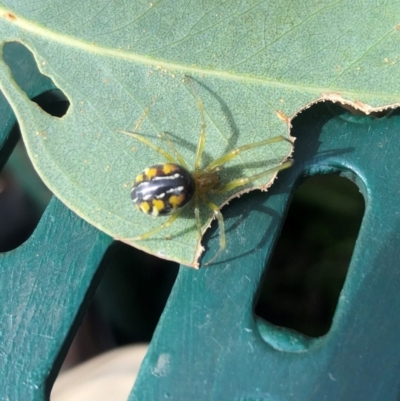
<box><xmin>119</xmin><ymin>76</ymin><xmax>293</xmax><ymax>266</ymax></box>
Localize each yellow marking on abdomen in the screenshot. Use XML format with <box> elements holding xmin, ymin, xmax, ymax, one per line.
<box><xmin>145</xmin><ymin>167</ymin><xmax>158</xmax><ymax>179</ymax></box>
<box><xmin>139</xmin><ymin>202</ymin><xmax>151</xmax><ymax>214</ymax></box>
<box><xmin>162</xmin><ymin>163</ymin><xmax>178</xmax><ymax>175</ymax></box>
<box><xmin>135</xmin><ymin>174</ymin><xmax>144</xmax><ymax>183</ymax></box>
<box><xmin>152</xmin><ymin>199</ymin><xmax>165</xmax><ymax>213</ymax></box>
<box><xmin>169</xmin><ymin>194</ymin><xmax>186</xmax><ymax>208</ymax></box>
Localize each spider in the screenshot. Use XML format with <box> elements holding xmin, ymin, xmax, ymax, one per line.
<box><xmin>119</xmin><ymin>77</ymin><xmax>293</xmax><ymax>265</ymax></box>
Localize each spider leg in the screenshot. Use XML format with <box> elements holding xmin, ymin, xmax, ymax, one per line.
<box><xmin>202</xmin><ymin>197</ymin><xmax>226</xmax><ymax>266</ymax></box>
<box><xmin>184</xmin><ymin>76</ymin><xmax>207</xmax><ymax>170</ymax></box>
<box><xmin>118</xmin><ymin>130</ymin><xmax>177</xmax><ymax>164</ymax></box>
<box><xmin>131</xmin><ymin>97</ymin><xmax>157</xmax><ymax>133</ymax></box>
<box><xmin>214</xmin><ymin>160</ymin><xmax>293</xmax><ymax>193</ymax></box>
<box><xmin>205</xmin><ymin>135</ymin><xmax>292</xmax><ymax>172</ymax></box>
<box><xmin>118</xmin><ymin>97</ymin><xmax>180</xmax><ymax>164</ymax></box>
<box><xmin>194</xmin><ymin>196</ymin><xmax>202</xmax><ymax>237</ymax></box>
<box><xmin>132</xmin><ymin>211</ymin><xmax>181</xmax><ymax>241</ymax></box>
<box><xmin>158</xmin><ymin>131</ymin><xmax>189</xmax><ymax>170</ymax></box>
<box><xmin>202</xmin><ymin>160</ymin><xmax>292</xmax><ymax>264</ymax></box>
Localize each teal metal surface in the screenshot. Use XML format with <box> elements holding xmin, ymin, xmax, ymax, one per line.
<box><xmin>0</xmin><ymin>43</ymin><xmax>112</xmax><ymax>401</ymax></box>
<box><xmin>0</xmin><ymin>199</ymin><xmax>111</xmax><ymax>401</ymax></box>
<box><xmin>131</xmin><ymin>104</ymin><xmax>400</xmax><ymax>401</ymax></box>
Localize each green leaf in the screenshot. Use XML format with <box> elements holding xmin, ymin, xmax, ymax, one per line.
<box><xmin>0</xmin><ymin>1</ymin><xmax>399</xmax><ymax>267</ymax></box>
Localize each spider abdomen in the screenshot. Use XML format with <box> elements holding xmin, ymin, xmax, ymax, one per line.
<box><xmin>131</xmin><ymin>163</ymin><xmax>195</xmax><ymax>216</ymax></box>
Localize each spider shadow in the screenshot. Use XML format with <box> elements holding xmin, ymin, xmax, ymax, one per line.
<box><xmin>164</xmin><ymin>76</ymin><xmax>241</xmax><ymax>168</ymax></box>
<box><xmin>200</xmin><ymin>191</ymin><xmax>287</xmax><ymax>266</ymax></box>
<box><xmin>132</xmin><ymin>77</ymin><xmax>264</xmax><ymax>171</ymax></box>
<box><xmin>200</xmin><ymin>101</ymin><xmax>359</xmax><ymax>266</ymax></box>
<box><xmin>134</xmin><ymin>74</ymin><xmax>240</xmax><ymax>170</ymax></box>
<box><xmin>200</xmin><ymin>152</ymin><xmax>356</xmax><ymax>267</ymax></box>
<box><xmin>133</xmin><ymin>99</ymin><xmax>362</xmax><ymax>266</ymax></box>
<box><xmin>188</xmin><ymin>76</ymin><xmax>241</xmax><ymax>155</ymax></box>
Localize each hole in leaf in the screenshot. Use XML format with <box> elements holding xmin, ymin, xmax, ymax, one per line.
<box><xmin>255</xmin><ymin>174</ymin><xmax>365</xmax><ymax>338</ymax></box>
<box><xmin>28</xmin><ymin>89</ymin><xmax>70</xmax><ymax>117</ymax></box>
<box><xmin>3</xmin><ymin>42</ymin><xmax>69</xmax><ymax>116</ymax></box>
